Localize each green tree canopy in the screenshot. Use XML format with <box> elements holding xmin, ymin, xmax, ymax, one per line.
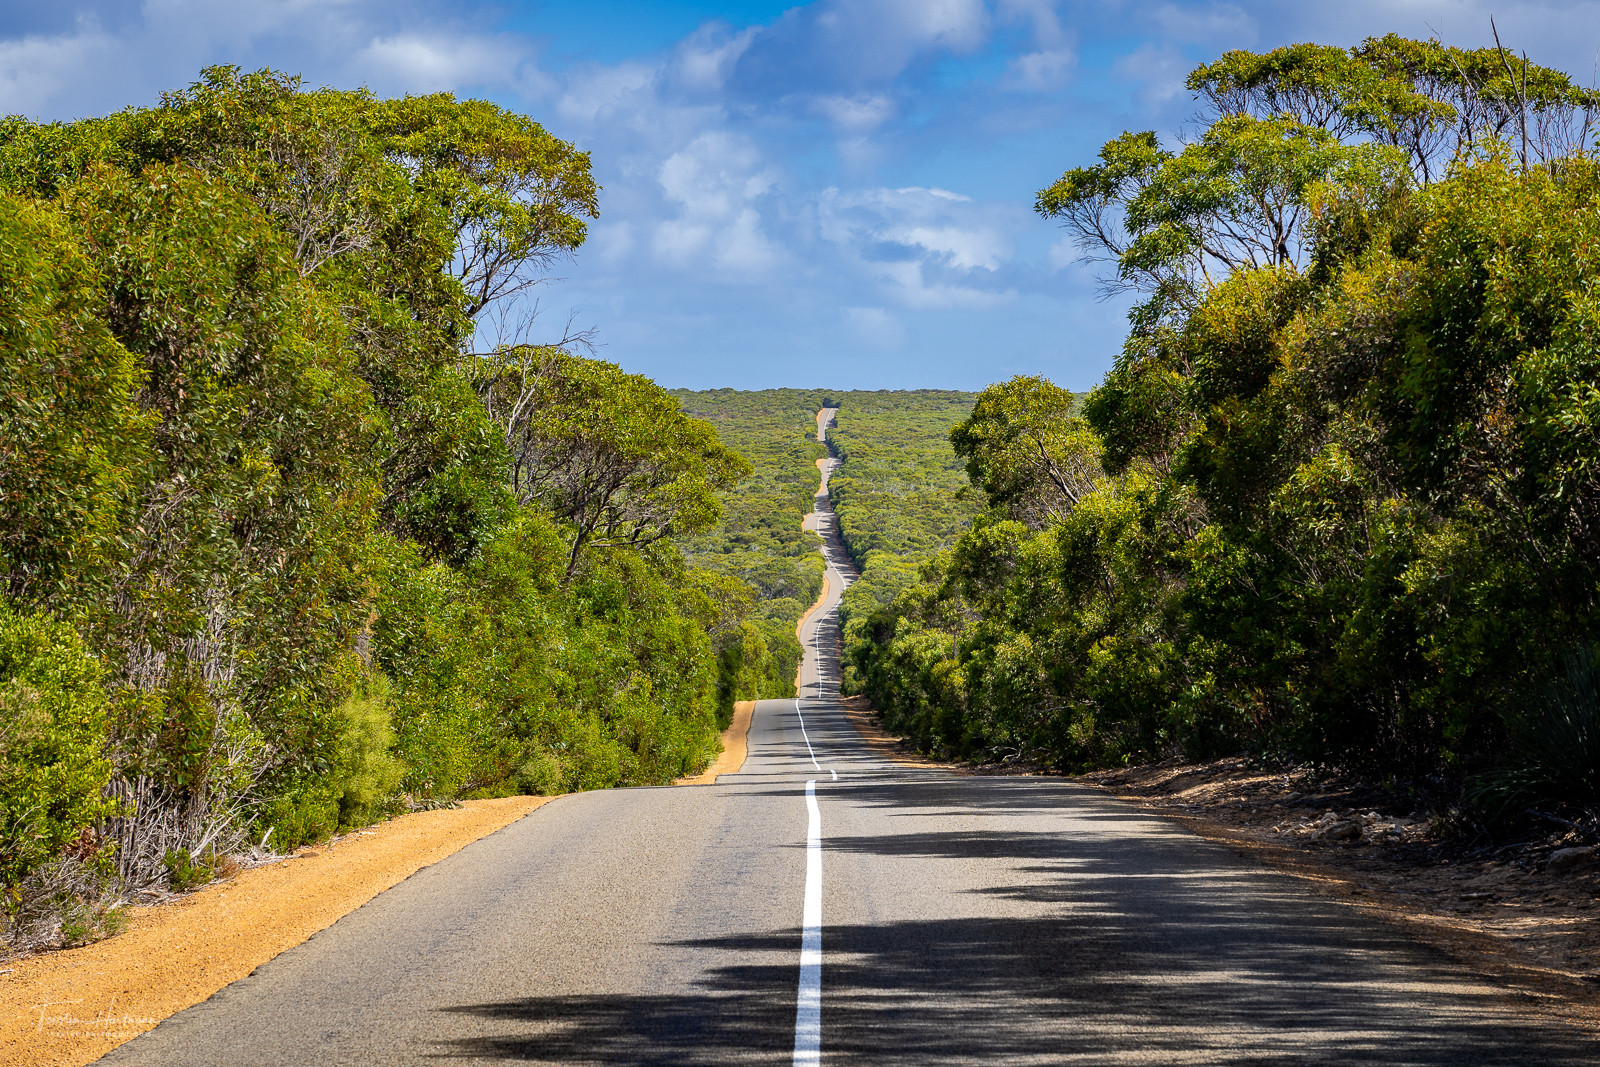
<box><xmin>485</xmin><ymin>349</ymin><xmax>750</xmax><ymax>574</ymax></box>
<box><xmin>1037</xmin><ymin>34</ymin><xmax>1596</xmax><ymax>314</ymax></box>
<box><xmin>950</xmin><ymin>376</ymin><xmax>1096</xmax><ymax>529</ymax></box>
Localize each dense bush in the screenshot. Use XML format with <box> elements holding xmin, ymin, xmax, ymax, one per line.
<box><xmin>846</xmin><ymin>39</ymin><xmax>1600</xmax><ymax>818</ymax></box>
<box><xmin>827</xmin><ymin>391</ymin><xmax>981</xmax><ymax>571</ymax></box>
<box><xmin>673</xmin><ymin>389</ymin><xmax>834</xmax><ymax>703</ymax></box>
<box><xmin>0</xmin><ymin>68</ymin><xmax>759</xmax><ymax>942</ymax></box>
<box><xmin>0</xmin><ymin>599</ymin><xmax>116</xmax><ymax>890</ymax></box>
<box><xmin>673</xmin><ymin>388</ymin><xmax>987</xmax><ymax>713</ymax></box>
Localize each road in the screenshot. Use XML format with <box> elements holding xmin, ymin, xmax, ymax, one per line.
<box><xmin>103</xmin><ymin>411</ymin><xmax>1598</xmax><ymax>1064</ymax></box>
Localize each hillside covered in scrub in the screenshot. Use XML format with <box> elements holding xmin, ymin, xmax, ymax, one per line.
<box><xmin>671</xmin><ymin>389</ymin><xmax>986</xmax><ymax>674</ymax></box>
<box><xmin>0</xmin><ymin>69</ymin><xmax>793</xmax><ymax>954</ymax></box>
<box><xmin>670</xmin><ymin>389</ymin><xmax>831</xmax><ymax>702</ymax></box>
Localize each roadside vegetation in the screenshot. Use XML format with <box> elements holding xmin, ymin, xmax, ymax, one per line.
<box><xmin>844</xmin><ymin>35</ymin><xmax>1600</xmax><ymax>841</ymax></box>
<box><xmin>0</xmin><ymin>69</ymin><xmax>786</xmax><ymax>953</ymax></box>
<box><xmin>828</xmin><ymin>391</ymin><xmax>983</xmax><ymax>606</ymax></box>
<box><xmin>670</xmin><ymin>389</ymin><xmax>834</xmax><ymax>711</ymax></box>
<box><xmin>671</xmin><ymin>388</ymin><xmax>985</xmax><ymax>684</ymax></box>
<box><xmin>827</xmin><ymin>392</ymin><xmax>983</xmax><ymax>655</ymax></box>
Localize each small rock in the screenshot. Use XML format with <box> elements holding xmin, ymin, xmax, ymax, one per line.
<box><xmin>1320</xmin><ymin>811</ymin><xmax>1341</xmax><ymax>826</ymax></box>
<box><xmin>1283</xmin><ymin>792</ymin><xmax>1302</xmax><ymax>803</ymax></box>
<box><xmin>1321</xmin><ymin>820</ymin><xmax>1363</xmax><ymax>843</ymax></box>
<box><xmin>1547</xmin><ymin>846</ymin><xmax>1598</xmax><ymax>874</ymax></box>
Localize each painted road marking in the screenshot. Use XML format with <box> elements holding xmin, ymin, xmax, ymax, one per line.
<box><xmin>795</xmin><ymin>700</ymin><xmax>837</xmax><ymax>780</ymax></box>
<box><xmin>793</xmin><ymin>778</ymin><xmax>822</xmax><ymax>1067</ymax></box>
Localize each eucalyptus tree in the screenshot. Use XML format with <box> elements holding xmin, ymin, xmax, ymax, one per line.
<box><xmin>949</xmin><ymin>376</ymin><xmax>1098</xmax><ymax>529</ymax></box>
<box><xmin>849</xmin><ymin>34</ymin><xmax>1600</xmax><ymax>800</ymax></box>
<box><xmin>1037</xmin><ymin>33</ymin><xmax>1597</xmax><ymax>314</ymax></box>
<box><xmin>488</xmin><ymin>350</ymin><xmax>750</xmax><ymax>576</ymax></box>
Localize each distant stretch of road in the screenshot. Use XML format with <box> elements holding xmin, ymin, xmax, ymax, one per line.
<box><xmin>104</xmin><ymin>409</ymin><xmax>1597</xmax><ymax>1064</ymax></box>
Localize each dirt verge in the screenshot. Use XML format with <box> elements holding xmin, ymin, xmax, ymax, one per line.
<box><xmin>676</xmin><ymin>700</ymin><xmax>755</xmax><ymax>784</ymax></box>
<box><xmin>1080</xmin><ymin>759</ymin><xmax>1600</xmax><ymax>991</ymax></box>
<box><xmin>4</xmin><ymin>691</ymin><xmax>764</xmax><ymax>1067</ymax></box>
<box><xmin>836</xmin><ymin>696</ymin><xmax>967</xmax><ymax>772</ymax></box>
<box><xmin>0</xmin><ymin>795</ymin><xmax>553</xmax><ymax>1067</ymax></box>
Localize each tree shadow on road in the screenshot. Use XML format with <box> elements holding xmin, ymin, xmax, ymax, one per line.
<box><xmin>433</xmin><ymin>777</ymin><xmax>1599</xmax><ymax>1065</ymax></box>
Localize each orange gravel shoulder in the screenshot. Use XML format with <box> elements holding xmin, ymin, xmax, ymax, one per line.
<box><xmin>676</xmin><ymin>700</ymin><xmax>755</xmax><ymax>784</ymax></box>
<box><xmin>0</xmin><ymin>795</ymin><xmax>552</xmax><ymax>1067</ymax></box>
<box><xmin>5</xmin><ymin>698</ymin><xmax>762</xmax><ymax>1067</ymax></box>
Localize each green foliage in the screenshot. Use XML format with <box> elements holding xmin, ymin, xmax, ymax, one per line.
<box><xmin>950</xmin><ymin>376</ymin><xmax>1093</xmax><ymax>528</ymax></box>
<box><xmin>492</xmin><ymin>351</ymin><xmax>750</xmax><ymax>575</ymax></box>
<box><xmin>828</xmin><ymin>391</ymin><xmax>983</xmax><ymax>638</ymax></box>
<box><xmin>673</xmin><ymin>389</ymin><xmax>834</xmax><ymax>703</ymax></box>
<box><xmin>370</xmin><ymin>507</ymin><xmax>723</xmax><ymax>801</ymax></box>
<box><xmin>858</xmin><ymin>38</ymin><xmax>1600</xmax><ymax>807</ymax></box>
<box><xmin>330</xmin><ymin>676</ymin><xmax>405</xmax><ymax>827</ymax></box>
<box><xmin>0</xmin><ymin>195</ymin><xmax>150</xmax><ymax>606</ymax></box>
<box><xmin>828</xmin><ymin>391</ymin><xmax>981</xmax><ymax>567</ymax></box>
<box><xmin>1039</xmin><ymin>32</ymin><xmax>1591</xmax><ymax>320</ymax></box>
<box><xmin>0</xmin><ymin>68</ymin><xmax>741</xmax><ymax>915</ymax></box>
<box><xmin>257</xmin><ymin>782</ymin><xmax>341</xmax><ymax>855</ymax></box>
<box><xmin>1191</xmin><ymin>35</ymin><xmax>1600</xmax><ymax>182</ymax></box>
<box><xmin>0</xmin><ymin>599</ymin><xmax>117</xmax><ymax>889</ymax></box>
<box><xmin>1470</xmin><ymin>649</ymin><xmax>1600</xmax><ymax>819</ymax></box>
<box><xmin>163</xmin><ymin>847</ymin><xmax>225</xmax><ymax>892</ymax></box>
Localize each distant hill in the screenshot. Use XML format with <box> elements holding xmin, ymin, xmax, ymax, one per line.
<box><xmin>672</xmin><ymin>388</ymin><xmax>984</xmax><ymax>656</ymax></box>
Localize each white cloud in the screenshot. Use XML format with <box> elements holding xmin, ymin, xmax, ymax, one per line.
<box><xmin>1007</xmin><ymin>47</ymin><xmax>1076</xmax><ymax>90</ymax></box>
<box><xmin>668</xmin><ymin>22</ymin><xmax>757</xmax><ymax>93</ymax></box>
<box><xmin>0</xmin><ymin>28</ymin><xmax>119</xmax><ymax>118</ymax></box>
<box><xmin>591</xmin><ymin>222</ymin><xmax>636</xmax><ymax>268</ymax></box>
<box><xmin>653</xmin><ymin>131</ymin><xmax>781</xmax><ymax>275</ymax></box>
<box><xmin>1047</xmin><ymin>235</ymin><xmax>1078</xmax><ymax>270</ymax></box>
<box><xmin>997</xmin><ymin>0</ymin><xmax>1070</xmax><ymax>46</ymax></box>
<box><xmin>888</xmin><ymin>0</ymin><xmax>989</xmax><ymax>49</ymax></box>
<box><xmin>811</xmin><ymin>93</ymin><xmax>897</xmax><ymax>132</ymax></box>
<box><xmin>556</xmin><ymin>61</ymin><xmax>655</xmax><ymax>126</ymax></box>
<box><xmin>348</xmin><ymin>32</ymin><xmax>528</xmax><ymax>94</ymax></box>
<box><xmin>873</xmin><ymin>260</ymin><xmax>1014</xmax><ymax>308</ymax></box>
<box><xmin>0</xmin><ymin>0</ymin><xmax>544</xmax><ymax>119</ymax></box>
<box><xmin>1114</xmin><ymin>41</ymin><xmax>1192</xmax><ymax>109</ymax></box>
<box><xmin>819</xmin><ymin>185</ymin><xmax>1016</xmax><ymax>309</ymax></box>
<box><xmin>1152</xmin><ymin>2</ymin><xmax>1259</xmax><ymax>47</ymax></box>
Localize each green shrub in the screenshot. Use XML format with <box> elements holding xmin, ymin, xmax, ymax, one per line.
<box><xmin>257</xmin><ymin>780</ymin><xmax>340</xmax><ymax>853</ymax></box>
<box><xmin>330</xmin><ymin>675</ymin><xmax>404</xmax><ymax>828</ymax></box>
<box><xmin>162</xmin><ymin>848</ymin><xmax>215</xmax><ymax>892</ymax></box>
<box><xmin>0</xmin><ymin>598</ymin><xmax>116</xmax><ymax>890</ymax></box>
<box><xmin>1471</xmin><ymin>648</ymin><xmax>1600</xmax><ymax>819</ymax></box>
<box><xmin>254</xmin><ymin>675</ymin><xmax>407</xmax><ymax>850</ymax></box>
<box><xmin>509</xmin><ymin>752</ymin><xmax>565</xmax><ymax>796</ymax></box>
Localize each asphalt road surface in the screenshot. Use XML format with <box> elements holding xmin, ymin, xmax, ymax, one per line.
<box><xmin>103</xmin><ymin>418</ymin><xmax>1599</xmax><ymax>1064</ymax></box>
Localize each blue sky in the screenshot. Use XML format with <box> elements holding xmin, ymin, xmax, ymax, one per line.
<box><xmin>1</xmin><ymin>1</ymin><xmax>1597</xmax><ymax>390</ymax></box>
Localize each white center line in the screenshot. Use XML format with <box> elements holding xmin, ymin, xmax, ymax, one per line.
<box><xmin>793</xmin><ymin>777</ymin><xmax>822</xmax><ymax>1067</ymax></box>
<box><xmin>795</xmin><ymin>700</ymin><xmax>837</xmax><ymax>780</ymax></box>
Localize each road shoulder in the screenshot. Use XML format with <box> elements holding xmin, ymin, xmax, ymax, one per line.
<box><xmin>0</xmin><ymin>795</ymin><xmax>553</xmax><ymax>1067</ymax></box>
<box><xmin>676</xmin><ymin>700</ymin><xmax>756</xmax><ymax>784</ymax></box>
<box><xmin>5</xmin><ymin>696</ymin><xmax>759</xmax><ymax>1067</ymax></box>
<box><xmin>843</xmin><ymin>699</ymin><xmax>1600</xmax><ymax>1028</ymax></box>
